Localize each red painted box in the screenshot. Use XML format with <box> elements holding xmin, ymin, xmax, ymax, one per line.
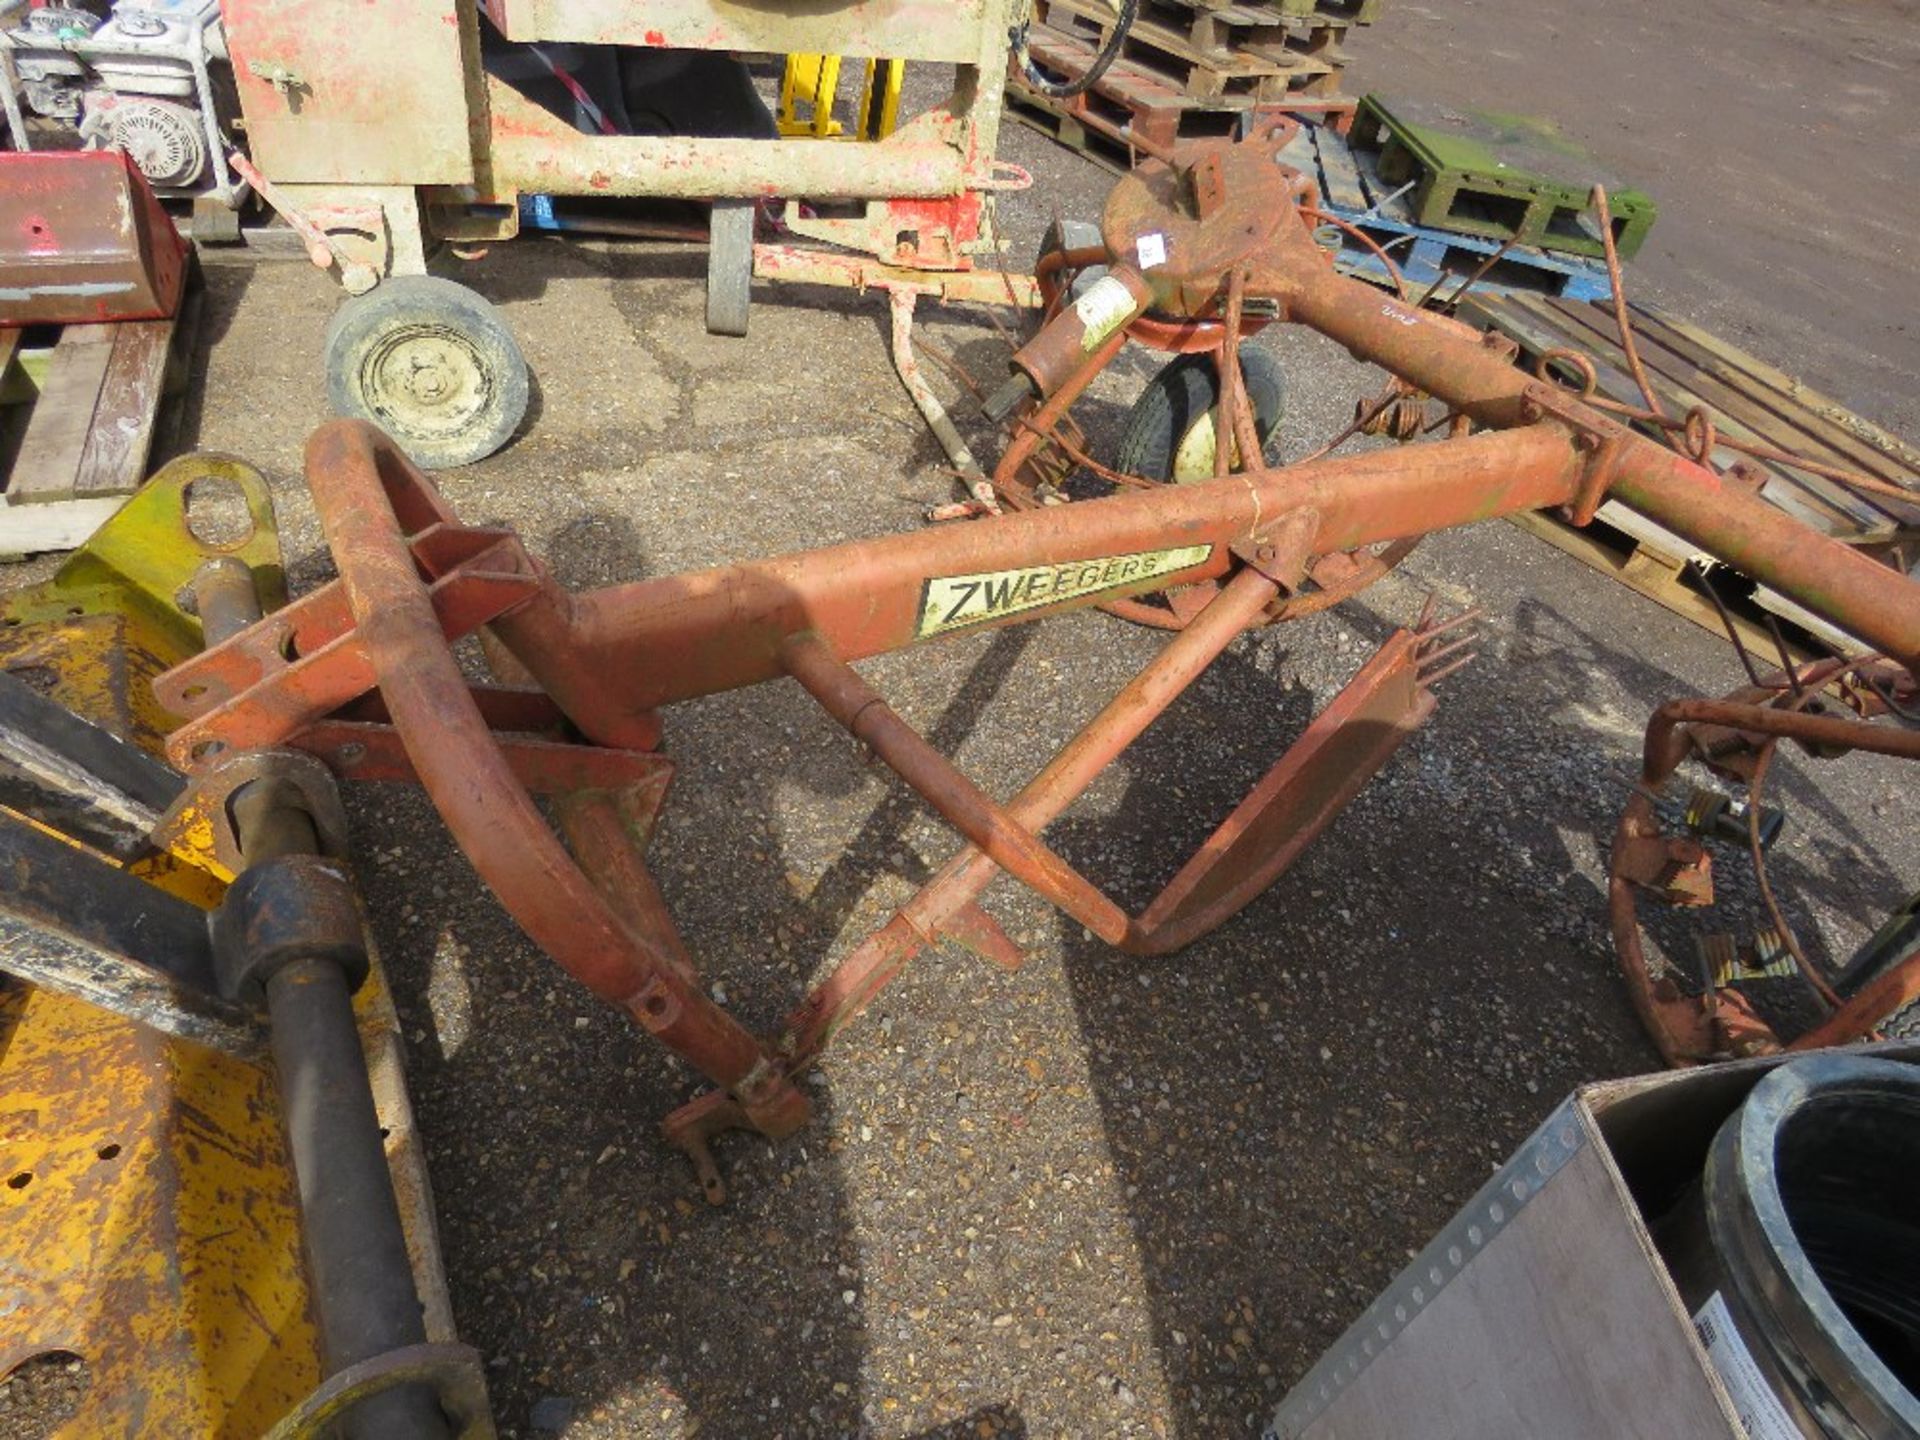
<box><xmin>1</xmin><ymin>149</ymin><xmax>188</xmax><ymax>327</ymax></box>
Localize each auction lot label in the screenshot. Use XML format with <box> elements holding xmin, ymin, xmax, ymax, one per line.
<box><xmin>916</xmin><ymin>544</ymin><xmax>1212</xmax><ymax>638</ymax></box>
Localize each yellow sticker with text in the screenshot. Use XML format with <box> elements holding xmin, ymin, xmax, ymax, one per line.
<box><xmin>916</xmin><ymin>544</ymin><xmax>1212</xmax><ymax>638</ymax></box>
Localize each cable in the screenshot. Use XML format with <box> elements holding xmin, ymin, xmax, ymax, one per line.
<box><xmin>1013</xmin><ymin>0</ymin><xmax>1141</xmax><ymax>100</ymax></box>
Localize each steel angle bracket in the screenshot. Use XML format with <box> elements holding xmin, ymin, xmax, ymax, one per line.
<box><xmin>0</xmin><ymin>667</ymin><xmax>184</xmax><ymax>859</ymax></box>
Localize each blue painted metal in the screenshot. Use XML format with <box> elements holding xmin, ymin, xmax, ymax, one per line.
<box><xmin>1275</xmin><ymin>122</ymin><xmax>1613</xmax><ymax>303</ymax></box>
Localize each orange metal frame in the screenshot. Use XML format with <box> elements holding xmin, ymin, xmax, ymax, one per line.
<box><xmin>153</xmin><ymin>129</ymin><xmax>1920</xmax><ymax>1196</ymax></box>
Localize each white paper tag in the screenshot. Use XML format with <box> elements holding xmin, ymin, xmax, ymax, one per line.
<box><xmin>1136</xmin><ymin>231</ymin><xmax>1168</xmax><ymax>268</ymax></box>
<box><xmin>1691</xmin><ymin>1292</ymin><xmax>1801</xmax><ymax>1440</ymax></box>
<box><xmin>1071</xmin><ymin>274</ymin><xmax>1139</xmax><ymax>350</ymax></box>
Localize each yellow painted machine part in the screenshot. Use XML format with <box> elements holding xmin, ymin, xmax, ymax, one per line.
<box><xmin>0</xmin><ymin>457</ymin><xmax>452</xmax><ymax>1437</ymax></box>
<box><xmin>778</xmin><ymin>53</ymin><xmax>906</xmax><ymax>140</ymax></box>
<box><xmin>0</xmin><ymin>986</ymin><xmax>320</xmax><ymax>1439</ymax></box>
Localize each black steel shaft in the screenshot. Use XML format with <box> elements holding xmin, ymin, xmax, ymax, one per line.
<box><xmin>201</xmin><ymin>561</ymin><xmax>452</xmax><ymax>1438</ymax></box>
<box><xmin>263</xmin><ymin>958</ymin><xmax>448</xmax><ymax>1439</ymax></box>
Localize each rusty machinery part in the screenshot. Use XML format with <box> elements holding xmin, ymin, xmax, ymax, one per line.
<box><xmin>151</xmin><ymin>746</ymin><xmax>353</xmax><ymax>876</ymax></box>
<box><xmin>154</xmin><ymin>132</ymin><xmax>1920</xmax><ymax>1195</ymax></box>
<box><xmin>189</xmin><ymin>554</ymin><xmax>473</xmax><ymax>1438</ymax></box>
<box><xmin>0</xmin><ymin>448</ymin><xmax>286</xmax><ymax>662</ymax></box>
<box><xmin>0</xmin><ymin>149</ymin><xmax>190</xmax><ymax>326</ymax></box>
<box><xmin>1357</xmin><ymin>386</ymin><xmax>1431</xmax><ymax>443</ymax></box>
<box><xmin>222</xmin><ymin>769</ymin><xmax>463</xmax><ymax>1440</ymax></box>
<box><xmin>1609</xmin><ymin>657</ymin><xmax>1920</xmax><ymax>1065</ymax></box>
<box><xmin>0</xmin><ymin>489</ymin><xmax>487</xmax><ymax>1435</ymax></box>
<box><xmin>261</xmin><ymin>1344</ymin><xmax>494</xmax><ymax>1440</ymax></box>
<box><xmin>0</xmin><ymin>666</ymin><xmax>183</xmax><ymax>860</ymax></box>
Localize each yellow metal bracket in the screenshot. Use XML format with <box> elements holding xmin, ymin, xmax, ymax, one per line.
<box><xmin>778</xmin><ymin>52</ymin><xmax>905</xmax><ymax>140</ymax></box>
<box><xmin>0</xmin><ymin>464</ymin><xmax>460</xmax><ymax>1438</ymax></box>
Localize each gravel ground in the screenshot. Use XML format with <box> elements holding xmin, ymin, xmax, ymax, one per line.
<box><xmin>8</xmin><ymin>10</ymin><xmax>1917</xmax><ymax>1438</ymax></box>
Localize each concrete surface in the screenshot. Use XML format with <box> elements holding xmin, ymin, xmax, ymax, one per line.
<box><xmin>6</xmin><ymin>7</ymin><xmax>1917</xmax><ymax>1438</ymax></box>
<box><xmin>1352</xmin><ymin>0</ymin><xmax>1920</xmax><ymax>441</ymax></box>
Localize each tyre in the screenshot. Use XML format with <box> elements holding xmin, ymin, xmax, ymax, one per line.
<box><xmin>1114</xmin><ymin>347</ymin><xmax>1287</xmax><ymax>484</ymax></box>
<box><xmin>324</xmin><ymin>276</ymin><xmax>529</xmax><ymax>470</ymax></box>
<box><xmin>705</xmin><ymin>199</ymin><xmax>755</xmax><ymax>338</ymax></box>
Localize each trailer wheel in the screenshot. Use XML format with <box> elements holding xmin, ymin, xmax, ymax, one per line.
<box><xmin>1115</xmin><ymin>346</ymin><xmax>1287</xmax><ymax>484</ymax></box>
<box><xmin>706</xmin><ymin>199</ymin><xmax>755</xmax><ymax>338</ymax></box>
<box><xmin>324</xmin><ymin>276</ymin><xmax>529</xmax><ymax>470</ymax></box>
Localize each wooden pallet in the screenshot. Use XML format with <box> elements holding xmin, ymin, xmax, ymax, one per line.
<box><xmin>1183</xmin><ymin>0</ymin><xmax>1380</xmax><ymax>24</ymax></box>
<box><xmin>1460</xmin><ymin>293</ymin><xmax>1920</xmax><ymax>656</ymax></box>
<box><xmin>1276</xmin><ymin>124</ymin><xmax>1613</xmax><ymax>300</ymax></box>
<box><xmin>1031</xmin><ymin>0</ymin><xmax>1344</xmax><ymax>100</ymax></box>
<box><xmin>1007</xmin><ymin>57</ymin><xmax>1354</xmax><ymax>175</ymax></box>
<box><xmin>1351</xmin><ymin>95</ymin><xmax>1656</xmax><ymax>261</ymax></box>
<box><xmin>0</xmin><ymin>283</ymin><xmax>201</xmax><ymax>559</ymax></box>
<box><xmin>1104</xmin><ymin>0</ymin><xmax>1351</xmax><ymax>61</ymax></box>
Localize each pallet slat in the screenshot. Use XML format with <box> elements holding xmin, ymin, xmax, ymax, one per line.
<box><xmin>1481</xmin><ymin>296</ymin><xmax>1881</xmax><ymax>537</ymax></box>
<box><xmin>1535</xmin><ymin>299</ymin><xmax>1901</xmax><ymax>533</ymax></box>
<box><xmin>1033</xmin><ymin>0</ymin><xmax>1335</xmax><ymax>99</ymax></box>
<box><xmin>0</xmin><ymin>277</ymin><xmax>197</xmax><ymax>557</ymax></box>
<box><xmin>1474</xmin><ymin>294</ymin><xmax>1914</xmax><ymax>539</ymax></box>
<box><xmin>1645</xmin><ymin>311</ymin><xmax>1920</xmax><ymax>475</ymax></box>
<box><xmin>8</xmin><ymin>325</ymin><xmax>117</xmax><ymax>506</ymax></box>
<box><xmin>1461</xmin><ymin>291</ymin><xmax>1919</xmax><ymax>656</ymax></box>
<box><xmin>74</xmin><ymin>319</ymin><xmax>174</xmax><ymax>498</ymax></box>
<box><xmin>1620</xmin><ymin>307</ymin><xmax>1916</xmax><ymax>487</ymax></box>
<box><xmin>1315</xmin><ymin>128</ymin><xmax>1369</xmax><ymax>211</ymax></box>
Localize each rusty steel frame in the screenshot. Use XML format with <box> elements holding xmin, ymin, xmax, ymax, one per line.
<box><xmin>155</xmin><ymin>129</ymin><xmax>1920</xmax><ymax>1194</ymax></box>
<box><xmin>1609</xmin><ymin>660</ymin><xmax>1920</xmax><ymax>1065</ymax></box>
<box><xmin>225</xmin><ymin>0</ymin><xmax>1025</xmax><ymax>282</ymax></box>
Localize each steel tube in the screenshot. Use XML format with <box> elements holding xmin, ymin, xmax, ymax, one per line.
<box><xmin>781</xmin><ymin>631</ymin><xmax>1134</xmax><ymax>944</ymax></box>
<box><xmin>786</xmin><ymin>567</ymin><xmax>1280</xmax><ymax>1056</ymax></box>
<box><xmin>488</xmin><ymin>79</ymin><xmax>971</xmax><ymax>200</ymax></box>
<box><xmin>574</xmin><ymin>423</ymin><xmax>1584</xmax><ymax>708</ymax></box>
<box><xmin>1643</xmin><ymin>699</ymin><xmax>1920</xmax><ymax>783</ymax></box>
<box><xmin>223</xmin><ymin>774</ymin><xmax>448</xmax><ymax>1439</ymax></box>
<box><xmin>266</xmin><ymin>958</ymin><xmax>448</xmax><ymax>1440</ymax></box>
<box><xmin>192</xmin><ymin>557</ymin><xmax>266</xmax><ymax>645</ymax></box>
<box><xmin>1285</xmin><ymin>264</ymin><xmax>1920</xmax><ymax>674</ymax></box>
<box><xmin>302</xmin><ymin>424</ymin><xmax>807</xmax><ymax>1129</ymax></box>
<box><xmin>1607</xmin><ymin>462</ymin><xmax>1920</xmax><ymax>676</ymax></box>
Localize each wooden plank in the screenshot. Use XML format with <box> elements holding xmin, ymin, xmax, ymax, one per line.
<box><xmin>148</xmin><ymin>279</ymin><xmax>206</xmax><ymax>471</ymax></box>
<box><xmin>6</xmin><ymin>325</ymin><xmax>114</xmax><ymax>506</ymax></box>
<box><xmin>1313</xmin><ymin>126</ymin><xmax>1369</xmax><ymax>210</ymax></box>
<box><xmin>1626</xmin><ymin>304</ymin><xmax>1920</xmax><ymax>487</ymax></box>
<box><xmin>1503</xmin><ymin>509</ymin><xmax>1852</xmax><ymax>662</ymax></box>
<box><xmin>1544</xmin><ymin>297</ymin><xmax>1895</xmax><ymax>500</ymax></box>
<box><xmin>1644</xmin><ymin>306</ymin><xmax>1920</xmax><ymax>474</ymax></box>
<box><xmin>0</xmin><ymin>331</ymin><xmax>19</xmax><ymax>390</ymax></box>
<box><xmin>0</xmin><ymin>496</ymin><xmax>126</xmax><ymax>561</ymax></box>
<box><xmin>73</xmin><ymin>318</ymin><xmax>174</xmax><ymax>498</ymax></box>
<box><xmin>1468</xmin><ymin>295</ymin><xmax>1884</xmax><ymax>539</ymax></box>
<box><xmin>1540</xmin><ymin>299</ymin><xmax>1901</xmax><ymax>532</ymax></box>
<box><xmin>1036</xmin><ymin>0</ymin><xmax>1330</xmax><ymax>98</ymax></box>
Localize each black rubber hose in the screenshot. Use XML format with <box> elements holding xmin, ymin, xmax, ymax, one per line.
<box><xmin>1013</xmin><ymin>0</ymin><xmax>1140</xmax><ymax>99</ymax></box>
